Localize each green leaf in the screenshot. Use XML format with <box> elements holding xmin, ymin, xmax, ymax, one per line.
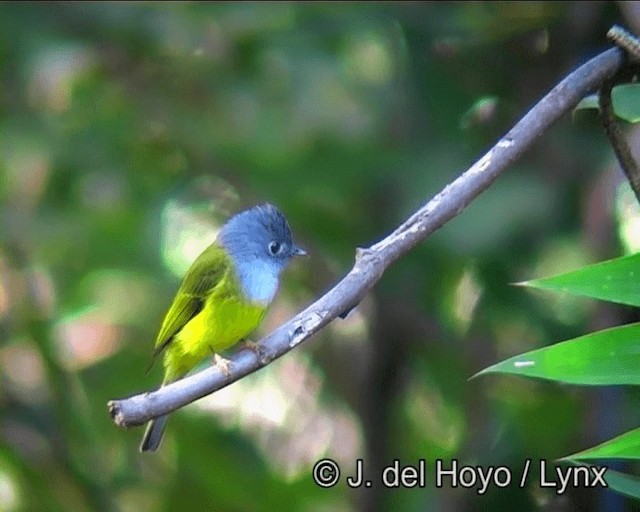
<box><xmin>574</xmin><ymin>93</ymin><xmax>599</xmax><ymax>113</ymax></box>
<box><xmin>601</xmin><ymin>468</ymin><xmax>640</xmax><ymax>500</ymax></box>
<box><xmin>566</xmin><ymin>462</ymin><xmax>640</xmax><ymax>500</ymax></box>
<box><xmin>563</xmin><ymin>427</ymin><xmax>640</xmax><ymax>461</ymax></box>
<box><xmin>573</xmin><ymin>85</ymin><xmax>640</xmax><ymax>123</ymax></box>
<box><xmin>519</xmin><ymin>252</ymin><xmax>640</xmax><ymax>307</ymax></box>
<box><xmin>474</xmin><ymin>323</ymin><xmax>640</xmax><ymax>385</ymax></box>
<box><xmin>612</xmin><ymin>84</ymin><xmax>640</xmax><ymax>123</ymax></box>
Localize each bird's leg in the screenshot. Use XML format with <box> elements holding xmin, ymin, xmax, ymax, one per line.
<box><xmin>211</xmin><ymin>352</ymin><xmax>233</xmax><ymax>377</ymax></box>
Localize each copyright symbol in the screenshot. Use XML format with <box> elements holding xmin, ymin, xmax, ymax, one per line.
<box><xmin>313</xmin><ymin>459</ymin><xmax>340</xmax><ymax>488</ymax></box>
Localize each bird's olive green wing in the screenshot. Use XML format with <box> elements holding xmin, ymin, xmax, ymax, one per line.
<box><xmin>150</xmin><ymin>243</ymin><xmax>230</xmax><ymax>361</ymax></box>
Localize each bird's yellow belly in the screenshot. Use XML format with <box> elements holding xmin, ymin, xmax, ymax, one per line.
<box><xmin>164</xmin><ymin>297</ymin><xmax>266</xmax><ymax>380</ymax></box>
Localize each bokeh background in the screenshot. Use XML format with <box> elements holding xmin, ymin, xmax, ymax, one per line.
<box><xmin>3</xmin><ymin>2</ymin><xmax>640</xmax><ymax>511</ymax></box>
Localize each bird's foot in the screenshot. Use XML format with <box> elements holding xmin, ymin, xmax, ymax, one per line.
<box><xmin>242</xmin><ymin>339</ymin><xmax>262</xmax><ymax>355</ymax></box>
<box><xmin>213</xmin><ymin>354</ymin><xmax>233</xmax><ymax>377</ymax></box>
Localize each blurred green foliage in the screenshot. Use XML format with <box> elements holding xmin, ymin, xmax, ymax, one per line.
<box><xmin>2</xmin><ymin>2</ymin><xmax>639</xmax><ymax>511</ymax></box>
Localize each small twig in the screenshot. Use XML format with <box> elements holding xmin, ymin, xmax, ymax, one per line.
<box><xmin>108</xmin><ymin>47</ymin><xmax>625</xmax><ymax>429</ymax></box>
<box><xmin>598</xmin><ymin>77</ymin><xmax>640</xmax><ymax>204</ymax></box>
<box><xmin>600</xmin><ymin>25</ymin><xmax>640</xmax><ymax>203</ymax></box>
<box><xmin>607</xmin><ymin>25</ymin><xmax>640</xmax><ymax>63</ymax></box>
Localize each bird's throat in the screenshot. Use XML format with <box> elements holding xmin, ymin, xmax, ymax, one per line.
<box><xmin>235</xmin><ymin>260</ymin><xmax>280</xmax><ymax>305</ymax></box>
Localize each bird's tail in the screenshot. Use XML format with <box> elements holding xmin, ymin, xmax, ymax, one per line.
<box><xmin>140</xmin><ymin>414</ymin><xmax>169</xmax><ymax>452</ymax></box>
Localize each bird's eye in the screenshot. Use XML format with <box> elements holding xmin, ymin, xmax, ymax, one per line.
<box><xmin>268</xmin><ymin>241</ymin><xmax>281</xmax><ymax>255</ymax></box>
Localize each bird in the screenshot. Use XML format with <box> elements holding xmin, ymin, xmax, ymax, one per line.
<box><xmin>140</xmin><ymin>203</ymin><xmax>306</xmax><ymax>452</ymax></box>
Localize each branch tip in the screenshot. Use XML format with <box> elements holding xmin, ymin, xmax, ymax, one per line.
<box><xmin>108</xmin><ymin>400</ymin><xmax>125</xmax><ymax>426</ymax></box>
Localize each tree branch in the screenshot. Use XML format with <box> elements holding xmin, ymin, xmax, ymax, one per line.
<box><xmin>109</xmin><ymin>46</ymin><xmax>625</xmax><ymax>429</ymax></box>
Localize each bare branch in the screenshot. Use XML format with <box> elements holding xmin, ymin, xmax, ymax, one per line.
<box><xmin>109</xmin><ymin>47</ymin><xmax>625</xmax><ymax>429</ymax></box>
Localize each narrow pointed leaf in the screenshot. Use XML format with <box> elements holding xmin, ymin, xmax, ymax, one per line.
<box><xmin>601</xmin><ymin>468</ymin><xmax>640</xmax><ymax>500</ymax></box>
<box><xmin>563</xmin><ymin>427</ymin><xmax>640</xmax><ymax>461</ymax></box>
<box><xmin>520</xmin><ymin>252</ymin><xmax>640</xmax><ymax>307</ymax></box>
<box><xmin>474</xmin><ymin>323</ymin><xmax>640</xmax><ymax>385</ymax></box>
<box><xmin>566</xmin><ymin>462</ymin><xmax>640</xmax><ymax>500</ymax></box>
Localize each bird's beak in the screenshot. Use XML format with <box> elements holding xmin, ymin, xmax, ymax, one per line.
<box><xmin>292</xmin><ymin>245</ymin><xmax>307</xmax><ymax>257</ymax></box>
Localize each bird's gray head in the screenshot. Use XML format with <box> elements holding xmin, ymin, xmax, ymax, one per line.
<box><xmin>218</xmin><ymin>204</ymin><xmax>306</xmax><ymax>304</ymax></box>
